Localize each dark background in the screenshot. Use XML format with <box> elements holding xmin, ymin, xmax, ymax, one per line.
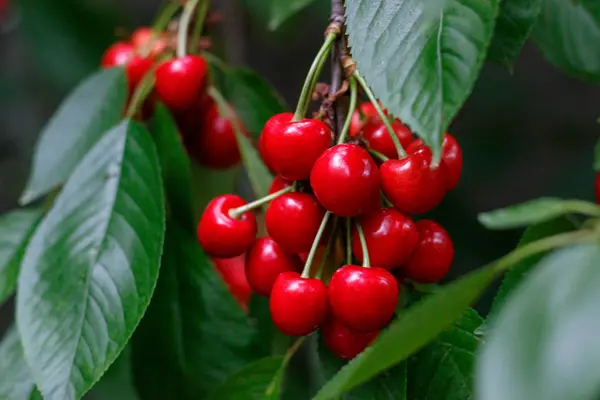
<box><xmin>0</xmin><ymin>0</ymin><xmax>598</xmax><ymax>326</ymax></box>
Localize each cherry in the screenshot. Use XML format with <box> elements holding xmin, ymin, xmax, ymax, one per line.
<box><xmin>268</xmin><ymin>176</ymin><xmax>292</xmax><ymax>195</ymax></box>
<box><xmin>197</xmin><ymin>194</ymin><xmax>257</xmax><ymax>258</ymax></box>
<box><xmin>131</xmin><ymin>27</ymin><xmax>167</xmax><ymax>58</ymax></box>
<box><xmin>352</xmin><ymin>208</ymin><xmax>419</xmax><ymax>270</ymax></box>
<box><xmin>311</xmin><ymin>144</ymin><xmax>380</xmax><ymax>217</ymax></box>
<box><xmin>194</xmin><ymin>102</ymin><xmax>242</xmax><ymax>169</ymax></box>
<box><xmin>328</xmin><ymin>265</ymin><xmax>398</xmax><ymax>332</ymax></box>
<box><xmin>262</xmin><ymin>118</ymin><xmax>332</xmax><ymax>180</ymax></box>
<box><xmin>245</xmin><ymin>237</ymin><xmax>301</xmax><ymax>297</ymax></box>
<box><xmin>270</xmin><ymin>272</ymin><xmax>328</xmax><ymax>336</ymax></box>
<box><xmin>596</xmin><ymin>172</ymin><xmax>600</xmax><ymax>204</ymax></box>
<box><xmin>155</xmin><ymin>55</ymin><xmax>208</xmax><ymax>110</ymax></box>
<box><xmin>362</xmin><ymin>120</ymin><xmax>414</xmax><ymax>159</ymax></box>
<box><xmin>403</xmin><ymin>220</ymin><xmax>454</xmax><ymax>283</ymax></box>
<box><xmin>101</xmin><ymin>41</ymin><xmax>153</xmax><ymax>91</ymax></box>
<box><xmin>380</xmin><ymin>144</ymin><xmax>447</xmax><ymax>214</ymax></box>
<box><xmin>349</xmin><ymin>102</ymin><xmax>388</xmax><ymax>136</ymax></box>
<box><xmin>321</xmin><ymin>318</ymin><xmax>378</xmax><ymax>360</ymax></box>
<box><xmin>260</xmin><ymin>113</ymin><xmax>294</xmax><ymax>172</ymax></box>
<box><xmin>407</xmin><ymin>133</ymin><xmax>462</xmax><ymax>190</ymax></box>
<box><xmin>212</xmin><ymin>254</ymin><xmax>252</xmax><ymax>309</ymax></box>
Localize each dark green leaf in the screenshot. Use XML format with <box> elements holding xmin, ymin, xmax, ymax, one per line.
<box><xmin>478</xmin><ymin>197</ymin><xmax>600</xmax><ymax>229</ymax></box>
<box><xmin>313</xmin><ymin>266</ymin><xmax>497</xmax><ymax>399</ymax></box>
<box><xmin>248</xmin><ymin>295</ymin><xmax>287</xmax><ymax>358</ymax></box>
<box><xmin>269</xmin><ymin>0</ymin><xmax>318</xmax><ymax>30</ymax></box>
<box><xmin>476</xmin><ymin>243</ymin><xmax>600</xmax><ymax>400</ymax></box>
<box><xmin>487</xmin><ymin>0</ymin><xmax>543</xmax><ymax>68</ymax></box>
<box><xmin>191</xmin><ymin>164</ymin><xmax>239</xmax><ymax>218</ymax></box>
<box><xmin>594</xmin><ymin>136</ymin><xmax>600</xmax><ymax>171</ymax></box>
<box><xmin>132</xmin><ymin>221</ymin><xmax>256</xmax><ymax>399</ymax></box>
<box><xmin>0</xmin><ymin>327</ymin><xmax>38</xmax><ymax>400</ymax></box>
<box><xmin>224</xmin><ymin>68</ymin><xmax>287</xmax><ymax>138</ymax></box>
<box><xmin>20</xmin><ymin>68</ymin><xmax>127</xmax><ymax>204</ymax></box>
<box><xmin>0</xmin><ymin>208</ymin><xmax>43</xmax><ymax>304</ymax></box>
<box><xmin>16</xmin><ymin>120</ymin><xmax>165</xmax><ymax>400</ymax></box>
<box><xmin>88</xmin><ymin>347</ymin><xmax>139</xmax><ymax>400</ymax></box>
<box><xmin>532</xmin><ymin>0</ymin><xmax>600</xmax><ymax>83</ymax></box>
<box><xmin>345</xmin><ymin>0</ymin><xmax>499</xmax><ymax>160</ymax></box>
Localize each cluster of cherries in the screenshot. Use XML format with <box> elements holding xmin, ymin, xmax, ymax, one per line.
<box><xmin>198</xmin><ymin>100</ymin><xmax>461</xmax><ymax>360</ymax></box>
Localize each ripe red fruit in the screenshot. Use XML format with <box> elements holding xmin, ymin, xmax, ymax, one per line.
<box><xmin>262</xmin><ymin>118</ymin><xmax>332</xmax><ymax>180</ymax></box>
<box><xmin>155</xmin><ymin>55</ymin><xmax>208</xmax><ymax>110</ymax></box>
<box><xmin>212</xmin><ymin>255</ymin><xmax>252</xmax><ymax>309</ymax></box>
<box><xmin>197</xmin><ymin>194</ymin><xmax>257</xmax><ymax>258</ymax></box>
<box><xmin>322</xmin><ymin>319</ymin><xmax>378</xmax><ymax>360</ymax></box>
<box><xmin>403</xmin><ymin>220</ymin><xmax>454</xmax><ymax>283</ymax></box>
<box><xmin>101</xmin><ymin>41</ymin><xmax>153</xmax><ymax>91</ymax></box>
<box><xmin>352</xmin><ymin>208</ymin><xmax>419</xmax><ymax>270</ymax></box>
<box><xmin>380</xmin><ymin>144</ymin><xmax>447</xmax><ymax>214</ymax></box>
<box><xmin>362</xmin><ymin>120</ymin><xmax>414</xmax><ymax>159</ymax></box>
<box><xmin>596</xmin><ymin>172</ymin><xmax>600</xmax><ymax>204</ymax></box>
<box><xmin>260</xmin><ymin>113</ymin><xmax>294</xmax><ymax>172</ymax></box>
<box><xmin>266</xmin><ymin>192</ymin><xmax>326</xmax><ymax>253</ymax></box>
<box><xmin>245</xmin><ymin>237</ymin><xmax>301</xmax><ymax>297</ymax></box>
<box><xmin>311</xmin><ymin>144</ymin><xmax>380</xmax><ymax>217</ymax></box>
<box><xmin>268</xmin><ymin>176</ymin><xmax>292</xmax><ymax>195</ymax></box>
<box><xmin>328</xmin><ymin>265</ymin><xmax>398</xmax><ymax>332</ymax></box>
<box><xmin>270</xmin><ymin>272</ymin><xmax>328</xmax><ymax>336</ymax></box>
<box><xmin>131</xmin><ymin>27</ymin><xmax>167</xmax><ymax>57</ymax></box>
<box><xmin>407</xmin><ymin>133</ymin><xmax>462</xmax><ymax>190</ymax></box>
<box><xmin>194</xmin><ymin>102</ymin><xmax>242</xmax><ymax>169</ymax></box>
<box><xmin>349</xmin><ymin>102</ymin><xmax>388</xmax><ymax>136</ymax></box>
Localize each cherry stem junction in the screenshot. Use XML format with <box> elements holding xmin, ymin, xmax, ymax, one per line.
<box><xmin>356</xmin><ymin>222</ymin><xmax>371</xmax><ymax>268</ymax></box>
<box><xmin>337</xmin><ymin>76</ymin><xmax>358</xmax><ymax>145</ymax></box>
<box><xmin>228</xmin><ymin>186</ymin><xmax>293</xmax><ymax>219</ymax></box>
<box><xmin>177</xmin><ymin>0</ymin><xmax>200</xmax><ymax>58</ymax></box>
<box><xmin>301</xmin><ymin>211</ymin><xmax>332</xmax><ymax>278</ymax></box>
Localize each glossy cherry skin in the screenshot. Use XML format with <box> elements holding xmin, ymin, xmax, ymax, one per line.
<box><xmin>349</xmin><ymin>102</ymin><xmax>389</xmax><ymax>136</ymax></box>
<box><xmin>262</xmin><ymin>118</ymin><xmax>332</xmax><ymax>180</ymax></box>
<box><xmin>155</xmin><ymin>55</ymin><xmax>208</xmax><ymax>110</ymax></box>
<box><xmin>131</xmin><ymin>27</ymin><xmax>167</xmax><ymax>57</ymax></box>
<box><xmin>596</xmin><ymin>172</ymin><xmax>600</xmax><ymax>204</ymax></box>
<box><xmin>352</xmin><ymin>208</ymin><xmax>419</xmax><ymax>270</ymax></box>
<box><xmin>266</xmin><ymin>192</ymin><xmax>326</xmax><ymax>254</ymax></box>
<box><xmin>328</xmin><ymin>265</ymin><xmax>399</xmax><ymax>332</ymax></box>
<box><xmin>245</xmin><ymin>237</ymin><xmax>302</xmax><ymax>297</ymax></box>
<box><xmin>212</xmin><ymin>254</ymin><xmax>252</xmax><ymax>309</ymax></box>
<box><xmin>407</xmin><ymin>133</ymin><xmax>462</xmax><ymax>191</ymax></box>
<box><xmin>260</xmin><ymin>113</ymin><xmax>294</xmax><ymax>172</ymax></box>
<box><xmin>311</xmin><ymin>144</ymin><xmax>381</xmax><ymax>217</ymax></box>
<box><xmin>197</xmin><ymin>194</ymin><xmax>257</xmax><ymax>258</ymax></box>
<box><xmin>268</xmin><ymin>176</ymin><xmax>292</xmax><ymax>195</ymax></box>
<box><xmin>322</xmin><ymin>319</ymin><xmax>378</xmax><ymax>360</ymax></box>
<box><xmin>380</xmin><ymin>144</ymin><xmax>447</xmax><ymax>214</ymax></box>
<box><xmin>101</xmin><ymin>41</ymin><xmax>153</xmax><ymax>91</ymax></box>
<box><xmin>194</xmin><ymin>102</ymin><xmax>242</xmax><ymax>169</ymax></box>
<box><xmin>270</xmin><ymin>272</ymin><xmax>328</xmax><ymax>336</ymax></box>
<box><xmin>403</xmin><ymin>220</ymin><xmax>454</xmax><ymax>283</ymax></box>
<box><xmin>362</xmin><ymin>120</ymin><xmax>414</xmax><ymax>160</ymax></box>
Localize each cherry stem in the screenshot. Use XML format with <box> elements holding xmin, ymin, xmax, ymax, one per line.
<box><xmin>190</xmin><ymin>0</ymin><xmax>210</xmax><ymax>52</ymax></box>
<box><xmin>356</xmin><ymin>222</ymin><xmax>371</xmax><ymax>268</ymax></box>
<box><xmin>207</xmin><ymin>86</ymin><xmax>245</xmax><ymax>141</ymax></box>
<box><xmin>228</xmin><ymin>186</ymin><xmax>292</xmax><ymax>219</ymax></box>
<box><xmin>301</xmin><ymin>211</ymin><xmax>332</xmax><ymax>278</ymax></box>
<box><xmin>125</xmin><ymin>65</ymin><xmax>157</xmax><ymax>118</ymax></box>
<box><xmin>353</xmin><ymin>70</ymin><xmax>407</xmax><ymax>159</ymax></box>
<box><xmin>177</xmin><ymin>0</ymin><xmax>200</xmax><ymax>58</ymax></box>
<box><xmin>337</xmin><ymin>76</ymin><xmax>358</xmax><ymax>145</ymax></box>
<box><xmin>293</xmin><ymin>33</ymin><xmax>337</xmax><ymax>122</ymax></box>
<box><xmin>368</xmin><ymin>148</ymin><xmax>390</xmax><ymax>162</ymax></box>
<box><xmin>152</xmin><ymin>1</ymin><xmax>181</xmax><ymax>32</ymax></box>
<box><xmin>345</xmin><ymin>217</ymin><xmax>352</xmax><ymax>265</ymax></box>
<box><xmin>266</xmin><ymin>337</ymin><xmax>305</xmax><ymax>396</ymax></box>
<box><xmin>315</xmin><ymin>216</ymin><xmax>339</xmax><ymax>280</ymax></box>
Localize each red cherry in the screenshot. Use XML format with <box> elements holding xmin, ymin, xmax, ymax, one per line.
<box><xmin>407</xmin><ymin>133</ymin><xmax>462</xmax><ymax>190</ymax></box>
<box><xmin>212</xmin><ymin>255</ymin><xmax>252</xmax><ymax>309</ymax></box>
<box><xmin>245</xmin><ymin>237</ymin><xmax>301</xmax><ymax>297</ymax></box>
<box><xmin>155</xmin><ymin>55</ymin><xmax>208</xmax><ymax>110</ymax></box>
<box><xmin>403</xmin><ymin>220</ymin><xmax>454</xmax><ymax>283</ymax></box>
<box><xmin>311</xmin><ymin>144</ymin><xmax>380</xmax><ymax>217</ymax></box>
<box><xmin>262</xmin><ymin>118</ymin><xmax>332</xmax><ymax>180</ymax></box>
<box><xmin>596</xmin><ymin>172</ymin><xmax>600</xmax><ymax>204</ymax></box>
<box><xmin>101</xmin><ymin>41</ymin><xmax>153</xmax><ymax>91</ymax></box>
<box><xmin>268</xmin><ymin>176</ymin><xmax>292</xmax><ymax>195</ymax></box>
<box><xmin>270</xmin><ymin>272</ymin><xmax>328</xmax><ymax>336</ymax></box>
<box><xmin>194</xmin><ymin>102</ymin><xmax>242</xmax><ymax>169</ymax></box>
<box><xmin>131</xmin><ymin>27</ymin><xmax>167</xmax><ymax>57</ymax></box>
<box><xmin>352</xmin><ymin>208</ymin><xmax>419</xmax><ymax>270</ymax></box>
<box><xmin>260</xmin><ymin>113</ymin><xmax>294</xmax><ymax>172</ymax></box>
<box><xmin>328</xmin><ymin>265</ymin><xmax>398</xmax><ymax>332</ymax></box>
<box><xmin>322</xmin><ymin>318</ymin><xmax>378</xmax><ymax>360</ymax></box>
<box><xmin>197</xmin><ymin>194</ymin><xmax>257</xmax><ymax>258</ymax></box>
<box><xmin>380</xmin><ymin>144</ymin><xmax>447</xmax><ymax>214</ymax></box>
<box><xmin>349</xmin><ymin>102</ymin><xmax>387</xmax><ymax>137</ymax></box>
<box><xmin>362</xmin><ymin>120</ymin><xmax>414</xmax><ymax>159</ymax></box>
<box><xmin>266</xmin><ymin>193</ymin><xmax>325</xmax><ymax>254</ymax></box>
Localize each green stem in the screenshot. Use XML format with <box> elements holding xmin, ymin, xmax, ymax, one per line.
<box><xmin>301</xmin><ymin>212</ymin><xmax>332</xmax><ymax>278</ymax></box>
<box><xmin>202</xmin><ymin>51</ymin><xmax>230</xmax><ymax>73</ymax></box>
<box><xmin>177</xmin><ymin>0</ymin><xmax>200</xmax><ymax>57</ymax></box>
<box><xmin>562</xmin><ymin>200</ymin><xmax>600</xmax><ymax>218</ymax></box>
<box><xmin>265</xmin><ymin>337</ymin><xmax>305</xmax><ymax>396</ymax></box>
<box><xmin>228</xmin><ymin>186</ymin><xmax>292</xmax><ymax>219</ymax></box>
<box><xmin>353</xmin><ymin>70</ymin><xmax>407</xmax><ymax>159</ymax></box>
<box><xmin>190</xmin><ymin>0</ymin><xmax>210</xmax><ymax>52</ymax></box>
<box><xmin>315</xmin><ymin>216</ymin><xmax>339</xmax><ymax>280</ymax></box>
<box><xmin>125</xmin><ymin>67</ymin><xmax>157</xmax><ymax>118</ymax></box>
<box><xmin>337</xmin><ymin>77</ymin><xmax>358</xmax><ymax>145</ymax></box>
<box><xmin>356</xmin><ymin>222</ymin><xmax>370</xmax><ymax>268</ymax></box>
<box><xmin>368</xmin><ymin>148</ymin><xmax>390</xmax><ymax>162</ymax></box>
<box><xmin>293</xmin><ymin>33</ymin><xmax>337</xmax><ymax>121</ymax></box>
<box><xmin>152</xmin><ymin>2</ymin><xmax>181</xmax><ymax>32</ymax></box>
<box><xmin>345</xmin><ymin>218</ymin><xmax>352</xmax><ymax>265</ymax></box>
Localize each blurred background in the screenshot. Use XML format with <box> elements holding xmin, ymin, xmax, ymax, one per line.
<box><xmin>0</xmin><ymin>0</ymin><xmax>598</xmax><ymax>327</ymax></box>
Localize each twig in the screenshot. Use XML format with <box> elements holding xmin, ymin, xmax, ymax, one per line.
<box><xmin>329</xmin><ymin>0</ymin><xmax>347</xmax><ymax>139</ymax></box>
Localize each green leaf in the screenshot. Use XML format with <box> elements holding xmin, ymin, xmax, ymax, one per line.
<box><xmin>532</xmin><ymin>0</ymin><xmax>600</xmax><ymax>83</ymax></box>
<box><xmin>88</xmin><ymin>347</ymin><xmax>139</xmax><ymax>400</ymax></box>
<box><xmin>0</xmin><ymin>208</ymin><xmax>43</xmax><ymax>305</ymax></box>
<box><xmin>269</xmin><ymin>0</ymin><xmax>318</xmax><ymax>30</ymax></box>
<box><xmin>132</xmin><ymin>221</ymin><xmax>257</xmax><ymax>399</ymax></box>
<box><xmin>223</xmin><ymin>68</ymin><xmax>287</xmax><ymax>138</ymax></box>
<box><xmin>476</xmin><ymin>243</ymin><xmax>600</xmax><ymax>400</ymax></box>
<box><xmin>594</xmin><ymin>136</ymin><xmax>600</xmax><ymax>171</ymax></box>
<box><xmin>478</xmin><ymin>197</ymin><xmax>600</xmax><ymax>229</ymax></box>
<box><xmin>313</xmin><ymin>266</ymin><xmax>497</xmax><ymax>400</ymax></box>
<box><xmin>0</xmin><ymin>327</ymin><xmax>39</xmax><ymax>400</ymax></box>
<box><xmin>16</xmin><ymin>120</ymin><xmax>165</xmax><ymax>400</ymax></box>
<box><xmin>20</xmin><ymin>68</ymin><xmax>128</xmax><ymax>204</ymax></box>
<box><xmin>345</xmin><ymin>0</ymin><xmax>499</xmax><ymax>160</ymax></box>
<box><xmin>490</xmin><ymin>216</ymin><xmax>577</xmax><ymax>315</ymax></box>
<box><xmin>191</xmin><ymin>164</ymin><xmax>239</xmax><ymax>218</ymax></box>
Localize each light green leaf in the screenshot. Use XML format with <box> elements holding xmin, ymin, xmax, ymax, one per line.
<box><xmin>17</xmin><ymin>120</ymin><xmax>165</xmax><ymax>400</ymax></box>
<box><xmin>345</xmin><ymin>0</ymin><xmax>499</xmax><ymax>160</ymax></box>
<box><xmin>532</xmin><ymin>0</ymin><xmax>600</xmax><ymax>84</ymax></box>
<box><xmin>0</xmin><ymin>327</ymin><xmax>39</xmax><ymax>400</ymax></box>
<box><xmin>269</xmin><ymin>0</ymin><xmax>318</xmax><ymax>30</ymax></box>
<box><xmin>20</xmin><ymin>68</ymin><xmax>127</xmax><ymax>204</ymax></box>
<box><xmin>0</xmin><ymin>208</ymin><xmax>43</xmax><ymax>305</ymax></box>
<box><xmin>476</xmin><ymin>243</ymin><xmax>600</xmax><ymax>400</ymax></box>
